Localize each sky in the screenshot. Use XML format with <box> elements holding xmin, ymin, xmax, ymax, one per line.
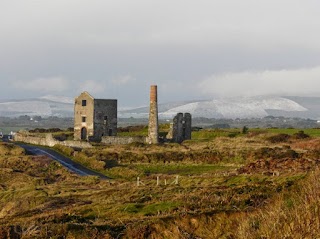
<box><xmin>1</xmin><ymin>0</ymin><xmax>320</xmax><ymax>107</ymax></box>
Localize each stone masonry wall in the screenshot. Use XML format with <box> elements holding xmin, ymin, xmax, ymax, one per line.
<box><xmin>14</xmin><ymin>132</ymin><xmax>92</xmax><ymax>148</ymax></box>
<box><xmin>93</xmin><ymin>99</ymin><xmax>117</xmax><ymax>140</ymax></box>
<box><xmin>167</xmin><ymin>113</ymin><xmax>192</xmax><ymax>143</ymax></box>
<box><xmin>184</xmin><ymin>113</ymin><xmax>192</xmax><ymax>140</ymax></box>
<box><xmin>101</xmin><ymin>136</ymin><xmax>147</xmax><ymax>145</ymax></box>
<box><xmin>74</xmin><ymin>92</ymin><xmax>95</xmax><ymax>141</ymax></box>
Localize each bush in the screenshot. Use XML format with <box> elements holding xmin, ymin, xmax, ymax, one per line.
<box><xmin>254</xmin><ymin>147</ymin><xmax>299</xmax><ymax>160</ymax></box>
<box><xmin>242</xmin><ymin>126</ymin><xmax>249</xmax><ymax>134</ymax></box>
<box><xmin>293</xmin><ymin>131</ymin><xmax>310</xmax><ymax>140</ymax></box>
<box><xmin>0</xmin><ymin>143</ymin><xmax>25</xmax><ymax>156</ymax></box>
<box><xmin>53</xmin><ymin>145</ymin><xmax>74</xmax><ymax>157</ymax></box>
<box><xmin>267</xmin><ymin>134</ymin><xmax>291</xmax><ymax>143</ymax></box>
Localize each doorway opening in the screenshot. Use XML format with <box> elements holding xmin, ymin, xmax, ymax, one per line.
<box><xmin>81</xmin><ymin>127</ymin><xmax>87</xmax><ymax>140</ymax></box>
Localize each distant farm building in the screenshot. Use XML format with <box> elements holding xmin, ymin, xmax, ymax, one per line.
<box><xmin>74</xmin><ymin>92</ymin><xmax>117</xmax><ymax>141</ymax></box>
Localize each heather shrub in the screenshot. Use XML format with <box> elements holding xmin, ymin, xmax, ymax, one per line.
<box><xmin>267</xmin><ymin>134</ymin><xmax>291</xmax><ymax>143</ymax></box>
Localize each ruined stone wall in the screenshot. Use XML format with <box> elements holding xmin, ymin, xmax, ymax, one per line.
<box><xmin>184</xmin><ymin>113</ymin><xmax>192</xmax><ymax>140</ymax></box>
<box><xmin>168</xmin><ymin>113</ymin><xmax>192</xmax><ymax>143</ymax></box>
<box><xmin>172</xmin><ymin>113</ymin><xmax>184</xmax><ymax>143</ymax></box>
<box><xmin>93</xmin><ymin>99</ymin><xmax>117</xmax><ymax>140</ymax></box>
<box><xmin>101</xmin><ymin>136</ymin><xmax>146</xmax><ymax>145</ymax></box>
<box><xmin>62</xmin><ymin>140</ymin><xmax>92</xmax><ymax>148</ymax></box>
<box><xmin>74</xmin><ymin>92</ymin><xmax>95</xmax><ymax>141</ymax></box>
<box><xmin>14</xmin><ymin>132</ymin><xmax>92</xmax><ymax>148</ymax></box>
<box><xmin>14</xmin><ymin>132</ymin><xmax>51</xmax><ymax>146</ymax></box>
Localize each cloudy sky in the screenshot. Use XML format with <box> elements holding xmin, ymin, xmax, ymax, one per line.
<box><xmin>1</xmin><ymin>0</ymin><xmax>320</xmax><ymax>106</ymax></box>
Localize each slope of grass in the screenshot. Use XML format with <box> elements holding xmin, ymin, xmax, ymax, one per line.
<box><xmin>1</xmin><ymin>129</ymin><xmax>320</xmax><ymax>238</ymax></box>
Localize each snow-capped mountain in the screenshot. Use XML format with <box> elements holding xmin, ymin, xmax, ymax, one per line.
<box><xmin>0</xmin><ymin>96</ymin><xmax>74</xmax><ymax>117</ymax></box>
<box><xmin>120</xmin><ymin>96</ymin><xmax>320</xmax><ymax>119</ymax></box>
<box><xmin>159</xmin><ymin>97</ymin><xmax>307</xmax><ymax>119</ymax></box>
<box><xmin>39</xmin><ymin>95</ymin><xmax>74</xmax><ymax>104</ymax></box>
<box><xmin>0</xmin><ymin>95</ymin><xmax>320</xmax><ymax>119</ymax></box>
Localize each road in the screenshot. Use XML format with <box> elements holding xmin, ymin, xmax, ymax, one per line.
<box><xmin>1</xmin><ymin>135</ymin><xmax>109</xmax><ymax>179</ymax></box>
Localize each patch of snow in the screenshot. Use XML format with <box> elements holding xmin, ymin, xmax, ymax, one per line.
<box><xmin>158</xmin><ymin>96</ymin><xmax>308</xmax><ymax>119</ymax></box>
<box><xmin>40</xmin><ymin>95</ymin><xmax>73</xmax><ymax>104</ymax></box>
<box><xmin>0</xmin><ymin>101</ymin><xmax>52</xmax><ymax>116</ymax></box>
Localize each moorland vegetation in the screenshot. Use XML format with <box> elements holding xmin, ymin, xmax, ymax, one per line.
<box><xmin>1</xmin><ymin>126</ymin><xmax>320</xmax><ymax>238</ymax></box>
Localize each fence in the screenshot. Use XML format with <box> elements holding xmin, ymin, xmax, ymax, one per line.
<box><xmin>136</xmin><ymin>175</ymin><xmax>179</xmax><ymax>186</ymax></box>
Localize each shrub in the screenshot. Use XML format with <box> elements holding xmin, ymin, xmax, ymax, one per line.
<box><xmin>0</xmin><ymin>143</ymin><xmax>25</xmax><ymax>156</ymax></box>
<box><xmin>242</xmin><ymin>126</ymin><xmax>249</xmax><ymax>134</ymax></box>
<box><xmin>53</xmin><ymin>145</ymin><xmax>74</xmax><ymax>157</ymax></box>
<box><xmin>293</xmin><ymin>131</ymin><xmax>310</xmax><ymax>140</ymax></box>
<box><xmin>254</xmin><ymin>147</ymin><xmax>299</xmax><ymax>160</ymax></box>
<box><xmin>267</xmin><ymin>134</ymin><xmax>291</xmax><ymax>143</ymax></box>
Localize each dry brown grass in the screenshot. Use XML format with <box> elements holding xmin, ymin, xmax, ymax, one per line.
<box><xmin>236</xmin><ymin>168</ymin><xmax>320</xmax><ymax>238</ymax></box>
<box><xmin>1</xmin><ymin>131</ymin><xmax>320</xmax><ymax>238</ymax></box>
<box><xmin>120</xmin><ymin>168</ymin><xmax>320</xmax><ymax>239</ymax></box>
<box><xmin>291</xmin><ymin>137</ymin><xmax>320</xmax><ymax>150</ymax></box>
<box><xmin>0</xmin><ymin>142</ymin><xmax>25</xmax><ymax>156</ymax></box>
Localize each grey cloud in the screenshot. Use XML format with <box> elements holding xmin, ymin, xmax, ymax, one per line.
<box><xmin>77</xmin><ymin>80</ymin><xmax>106</xmax><ymax>95</ymax></box>
<box><xmin>13</xmin><ymin>77</ymin><xmax>70</xmax><ymax>92</ymax></box>
<box><xmin>2</xmin><ymin>0</ymin><xmax>320</xmax><ymax>48</ymax></box>
<box><xmin>111</xmin><ymin>75</ymin><xmax>136</xmax><ymax>86</ymax></box>
<box><xmin>199</xmin><ymin>66</ymin><xmax>320</xmax><ymax>98</ymax></box>
<box><xmin>1</xmin><ymin>0</ymin><xmax>320</xmax><ymax>106</ymax></box>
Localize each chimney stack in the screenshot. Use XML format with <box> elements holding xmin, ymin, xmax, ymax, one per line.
<box><xmin>148</xmin><ymin>85</ymin><xmax>159</xmax><ymax>144</ymax></box>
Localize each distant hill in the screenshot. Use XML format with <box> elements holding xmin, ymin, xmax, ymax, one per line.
<box><xmin>1</xmin><ymin>95</ymin><xmax>320</xmax><ymax>119</ymax></box>
<box><xmin>0</xmin><ymin>96</ymin><xmax>74</xmax><ymax>118</ymax></box>
<box><xmin>120</xmin><ymin>96</ymin><xmax>320</xmax><ymax>120</ymax></box>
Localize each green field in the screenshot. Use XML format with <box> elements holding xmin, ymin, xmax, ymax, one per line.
<box><xmin>192</xmin><ymin>127</ymin><xmax>320</xmax><ymax>139</ymax></box>
<box><xmin>261</xmin><ymin>128</ymin><xmax>320</xmax><ymax>137</ymax></box>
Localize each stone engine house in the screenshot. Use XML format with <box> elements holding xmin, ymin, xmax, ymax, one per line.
<box><xmin>74</xmin><ymin>92</ymin><xmax>117</xmax><ymax>141</ymax></box>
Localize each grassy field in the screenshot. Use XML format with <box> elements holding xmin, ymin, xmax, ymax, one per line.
<box><xmin>1</xmin><ymin>127</ymin><xmax>320</xmax><ymax>238</ymax></box>
<box><xmin>252</xmin><ymin>127</ymin><xmax>320</xmax><ymax>137</ymax></box>
<box><xmin>191</xmin><ymin>127</ymin><xmax>320</xmax><ymax>139</ymax></box>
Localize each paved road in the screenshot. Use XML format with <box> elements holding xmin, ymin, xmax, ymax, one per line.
<box><xmin>1</xmin><ymin>135</ymin><xmax>109</xmax><ymax>179</ymax></box>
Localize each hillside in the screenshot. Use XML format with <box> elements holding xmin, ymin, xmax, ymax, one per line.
<box><xmin>0</xmin><ymin>96</ymin><xmax>73</xmax><ymax>118</ymax></box>
<box><xmin>121</xmin><ymin>96</ymin><xmax>320</xmax><ymax>119</ymax></box>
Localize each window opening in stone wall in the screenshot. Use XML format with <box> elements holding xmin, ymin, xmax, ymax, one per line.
<box><xmin>82</xmin><ymin>116</ymin><xmax>86</xmax><ymax>122</ymax></box>
<box><xmin>183</xmin><ymin>125</ymin><xmax>186</xmax><ymax>140</ymax></box>
<box><xmin>104</xmin><ymin>116</ymin><xmax>108</xmax><ymax>125</ymax></box>
<box><xmin>109</xmin><ymin>129</ymin><xmax>112</xmax><ymax>136</ymax></box>
<box><xmin>82</xmin><ymin>100</ymin><xmax>87</xmax><ymax>106</ymax></box>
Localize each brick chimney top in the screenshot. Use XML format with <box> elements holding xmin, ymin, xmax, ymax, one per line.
<box><xmin>150</xmin><ymin>85</ymin><xmax>157</xmax><ymax>102</ymax></box>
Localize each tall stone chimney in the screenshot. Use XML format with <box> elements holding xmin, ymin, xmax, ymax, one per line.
<box><xmin>148</xmin><ymin>85</ymin><xmax>159</xmax><ymax>144</ymax></box>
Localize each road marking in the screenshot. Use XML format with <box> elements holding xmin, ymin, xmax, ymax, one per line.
<box><xmin>33</xmin><ymin>148</ymin><xmax>91</xmax><ymax>176</ymax></box>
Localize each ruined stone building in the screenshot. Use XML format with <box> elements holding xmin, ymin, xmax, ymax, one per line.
<box><xmin>74</xmin><ymin>92</ymin><xmax>117</xmax><ymax>141</ymax></box>
<box><xmin>167</xmin><ymin>113</ymin><xmax>192</xmax><ymax>143</ymax></box>
<box><xmin>146</xmin><ymin>85</ymin><xmax>192</xmax><ymax>144</ymax></box>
